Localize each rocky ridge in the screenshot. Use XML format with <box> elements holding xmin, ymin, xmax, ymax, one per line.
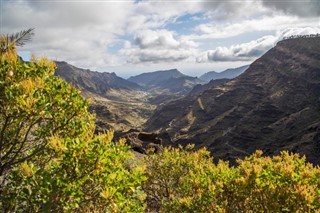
<box><xmin>145</xmin><ymin>37</ymin><xmax>320</xmax><ymax>164</ymax></box>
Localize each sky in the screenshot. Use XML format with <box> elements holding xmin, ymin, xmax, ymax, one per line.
<box><xmin>1</xmin><ymin>0</ymin><xmax>320</xmax><ymax>78</ymax></box>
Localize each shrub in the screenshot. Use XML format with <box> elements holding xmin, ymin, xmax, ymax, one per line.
<box><xmin>0</xmin><ymin>41</ymin><xmax>146</xmax><ymax>212</ymax></box>
<box><xmin>144</xmin><ymin>147</ymin><xmax>320</xmax><ymax>213</ymax></box>
<box><xmin>224</xmin><ymin>150</ymin><xmax>320</xmax><ymax>212</ymax></box>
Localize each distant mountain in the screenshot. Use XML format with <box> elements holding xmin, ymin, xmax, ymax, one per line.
<box><xmin>145</xmin><ymin>37</ymin><xmax>320</xmax><ymax>165</ymax></box>
<box><xmin>128</xmin><ymin>69</ymin><xmax>205</xmax><ymax>98</ymax></box>
<box><xmin>199</xmin><ymin>65</ymin><xmax>249</xmax><ymax>82</ymax></box>
<box><xmin>55</xmin><ymin>61</ymin><xmax>153</xmax><ymax>132</ymax></box>
<box><xmin>128</xmin><ymin>69</ymin><xmax>186</xmax><ymax>88</ymax></box>
<box><xmin>55</xmin><ymin>61</ymin><xmax>143</xmax><ymax>98</ymax></box>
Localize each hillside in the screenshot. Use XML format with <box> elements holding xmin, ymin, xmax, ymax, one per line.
<box><xmin>128</xmin><ymin>69</ymin><xmax>205</xmax><ymax>104</ymax></box>
<box><xmin>199</xmin><ymin>65</ymin><xmax>249</xmax><ymax>82</ymax></box>
<box><xmin>55</xmin><ymin>61</ymin><xmax>154</xmax><ymax>132</ymax></box>
<box><xmin>55</xmin><ymin>61</ymin><xmax>143</xmax><ymax>99</ymax></box>
<box><xmin>145</xmin><ymin>37</ymin><xmax>320</xmax><ymax>164</ymax></box>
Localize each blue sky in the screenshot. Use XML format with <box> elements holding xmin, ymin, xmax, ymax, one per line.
<box><xmin>1</xmin><ymin>0</ymin><xmax>320</xmax><ymax>78</ymax></box>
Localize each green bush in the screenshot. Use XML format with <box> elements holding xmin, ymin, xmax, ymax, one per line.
<box><xmin>0</xmin><ymin>43</ymin><xmax>146</xmax><ymax>212</ymax></box>
<box><xmin>143</xmin><ymin>145</ymin><xmax>232</xmax><ymax>212</ymax></box>
<box><xmin>224</xmin><ymin>150</ymin><xmax>320</xmax><ymax>212</ymax></box>
<box><xmin>144</xmin><ymin>147</ymin><xmax>320</xmax><ymax>213</ymax></box>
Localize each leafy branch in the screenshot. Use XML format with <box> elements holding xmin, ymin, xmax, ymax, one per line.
<box><xmin>0</xmin><ymin>28</ymin><xmax>34</xmax><ymax>53</ymax></box>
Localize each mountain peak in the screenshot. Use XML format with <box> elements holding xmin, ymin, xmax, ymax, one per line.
<box><xmin>54</xmin><ymin>61</ymin><xmax>143</xmax><ymax>96</ymax></box>
<box><xmin>127</xmin><ymin>68</ymin><xmax>186</xmax><ymax>88</ymax></box>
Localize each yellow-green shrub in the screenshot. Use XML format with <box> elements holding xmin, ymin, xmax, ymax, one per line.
<box><xmin>224</xmin><ymin>150</ymin><xmax>320</xmax><ymax>212</ymax></box>
<box><xmin>0</xmin><ymin>42</ymin><xmax>146</xmax><ymax>212</ymax></box>
<box><xmin>143</xmin><ymin>145</ymin><xmax>234</xmax><ymax>212</ymax></box>
<box><xmin>144</xmin><ymin>148</ymin><xmax>320</xmax><ymax>213</ymax></box>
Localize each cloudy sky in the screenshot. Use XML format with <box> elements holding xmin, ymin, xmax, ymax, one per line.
<box><xmin>1</xmin><ymin>0</ymin><xmax>320</xmax><ymax>77</ymax></box>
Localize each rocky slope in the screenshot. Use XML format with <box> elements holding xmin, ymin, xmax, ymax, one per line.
<box><xmin>55</xmin><ymin>61</ymin><xmax>154</xmax><ymax>132</ymax></box>
<box><xmin>145</xmin><ymin>37</ymin><xmax>320</xmax><ymax>165</ymax></box>
<box><xmin>55</xmin><ymin>61</ymin><xmax>143</xmax><ymax>100</ymax></box>
<box><xmin>199</xmin><ymin>65</ymin><xmax>249</xmax><ymax>82</ymax></box>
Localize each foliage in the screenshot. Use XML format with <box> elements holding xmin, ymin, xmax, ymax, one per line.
<box><xmin>0</xmin><ymin>28</ymin><xmax>34</xmax><ymax>54</ymax></box>
<box><xmin>143</xmin><ymin>145</ymin><xmax>233</xmax><ymax>212</ymax></box>
<box><xmin>3</xmin><ymin>130</ymin><xmax>146</xmax><ymax>212</ymax></box>
<box><xmin>1</xmin><ymin>30</ymin><xmax>320</xmax><ymax>213</ymax></box>
<box><xmin>224</xmin><ymin>150</ymin><xmax>320</xmax><ymax>212</ymax></box>
<box><xmin>0</xmin><ymin>44</ymin><xmax>91</xmax><ymax>177</ymax></box>
<box><xmin>0</xmin><ymin>41</ymin><xmax>146</xmax><ymax>212</ymax></box>
<box><xmin>144</xmin><ymin>147</ymin><xmax>320</xmax><ymax>212</ymax></box>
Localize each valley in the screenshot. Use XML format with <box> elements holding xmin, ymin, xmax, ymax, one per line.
<box><xmin>55</xmin><ymin>36</ymin><xmax>320</xmax><ymax>165</ymax></box>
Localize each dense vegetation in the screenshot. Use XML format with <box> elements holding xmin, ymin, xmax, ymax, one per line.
<box><xmin>0</xmin><ymin>35</ymin><xmax>145</xmax><ymax>212</ymax></box>
<box><xmin>1</xmin><ymin>32</ymin><xmax>320</xmax><ymax>212</ymax></box>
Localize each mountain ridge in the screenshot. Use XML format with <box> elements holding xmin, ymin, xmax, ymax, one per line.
<box><xmin>55</xmin><ymin>61</ymin><xmax>143</xmax><ymax>98</ymax></box>
<box><xmin>199</xmin><ymin>65</ymin><xmax>249</xmax><ymax>82</ymax></box>
<box><xmin>145</xmin><ymin>37</ymin><xmax>320</xmax><ymax>164</ymax></box>
<box><xmin>127</xmin><ymin>69</ymin><xmax>185</xmax><ymax>88</ymax></box>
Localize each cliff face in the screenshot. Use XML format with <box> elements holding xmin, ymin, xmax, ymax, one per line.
<box><xmin>145</xmin><ymin>37</ymin><xmax>320</xmax><ymax>164</ymax></box>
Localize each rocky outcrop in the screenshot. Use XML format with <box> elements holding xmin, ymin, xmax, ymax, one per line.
<box><xmin>120</xmin><ymin>130</ymin><xmax>172</xmax><ymax>154</ymax></box>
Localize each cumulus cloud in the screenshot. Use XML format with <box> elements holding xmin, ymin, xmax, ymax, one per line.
<box><xmin>261</xmin><ymin>0</ymin><xmax>320</xmax><ymax>17</ymax></box>
<box><xmin>200</xmin><ymin>0</ymin><xmax>320</xmax><ymax>18</ymax></box>
<box><xmin>186</xmin><ymin>14</ymin><xmax>319</xmax><ymax>41</ymax></box>
<box><xmin>198</xmin><ymin>26</ymin><xmax>320</xmax><ymax>63</ymax></box>
<box><xmin>2</xmin><ymin>1</ymin><xmax>134</xmax><ymax>67</ymax></box>
<box><xmin>2</xmin><ymin>0</ymin><xmax>320</xmax><ymax>72</ymax></box>
<box><xmin>277</xmin><ymin>26</ymin><xmax>320</xmax><ymax>39</ymax></box>
<box><xmin>197</xmin><ymin>35</ymin><xmax>277</xmax><ymax>62</ymax></box>
<box><xmin>200</xmin><ymin>1</ymin><xmax>266</xmax><ymax>20</ymax></box>
<box><xmin>120</xmin><ymin>29</ymin><xmax>198</xmax><ymax>63</ymax></box>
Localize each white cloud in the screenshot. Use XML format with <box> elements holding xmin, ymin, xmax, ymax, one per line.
<box><xmin>276</xmin><ymin>26</ymin><xmax>320</xmax><ymax>39</ymax></box>
<box><xmin>198</xmin><ymin>35</ymin><xmax>277</xmax><ymax>62</ymax></box>
<box><xmin>261</xmin><ymin>0</ymin><xmax>320</xmax><ymax>17</ymax></box>
<box><xmin>200</xmin><ymin>1</ymin><xmax>267</xmax><ymax>21</ymax></box>
<box><xmin>198</xmin><ymin>26</ymin><xmax>320</xmax><ymax>62</ymax></box>
<box><xmin>2</xmin><ymin>1</ymin><xmax>134</xmax><ymax>67</ymax></box>
<box><xmin>2</xmin><ymin>0</ymin><xmax>320</xmax><ymax>73</ymax></box>
<box><xmin>120</xmin><ymin>29</ymin><xmax>198</xmax><ymax>63</ymax></box>
<box><xmin>186</xmin><ymin>15</ymin><xmax>319</xmax><ymax>40</ymax></box>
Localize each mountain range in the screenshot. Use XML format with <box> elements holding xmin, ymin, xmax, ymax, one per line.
<box><xmin>54</xmin><ymin>63</ymin><xmax>206</xmax><ymax>131</ymax></box>
<box><xmin>54</xmin><ymin>36</ymin><xmax>320</xmax><ymax>165</ymax></box>
<box><xmin>145</xmin><ymin>37</ymin><xmax>320</xmax><ymax>164</ymax></box>
<box><xmin>128</xmin><ymin>69</ymin><xmax>205</xmax><ymax>96</ymax></box>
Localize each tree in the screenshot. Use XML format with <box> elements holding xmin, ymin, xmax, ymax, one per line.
<box><xmin>0</xmin><ymin>41</ymin><xmax>92</xmax><ymax>178</ymax></box>
<box><xmin>0</xmin><ymin>31</ymin><xmax>146</xmax><ymax>212</ymax></box>
<box><xmin>0</xmin><ymin>29</ymin><xmax>34</xmax><ymax>54</ymax></box>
